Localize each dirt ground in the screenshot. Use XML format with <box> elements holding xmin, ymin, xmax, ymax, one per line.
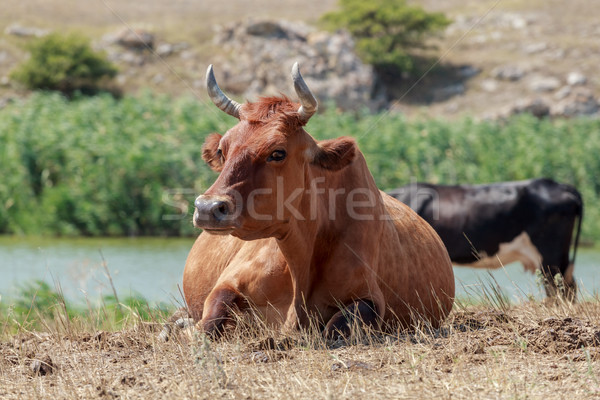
<box><xmin>2</xmin><ymin>301</ymin><xmax>599</xmax><ymax>399</ymax></box>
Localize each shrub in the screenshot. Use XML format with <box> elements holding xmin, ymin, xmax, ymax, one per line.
<box><xmin>0</xmin><ymin>92</ymin><xmax>226</xmax><ymax>237</ymax></box>
<box><xmin>1</xmin><ymin>93</ymin><xmax>599</xmax><ymax>242</ymax></box>
<box><xmin>320</xmin><ymin>0</ymin><xmax>450</xmax><ymax>74</ymax></box>
<box><xmin>10</xmin><ymin>32</ymin><xmax>118</xmax><ymax>95</ymax></box>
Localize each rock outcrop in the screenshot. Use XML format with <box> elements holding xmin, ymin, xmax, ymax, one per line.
<box><xmin>210</xmin><ymin>19</ymin><xmax>384</xmax><ymax>111</ymax></box>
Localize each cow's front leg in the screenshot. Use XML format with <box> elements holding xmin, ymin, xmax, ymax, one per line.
<box><xmin>282</xmin><ymin>296</ymin><xmax>310</xmax><ymax>333</ymax></box>
<box><xmin>158</xmin><ymin>308</ymin><xmax>195</xmax><ymax>341</ymax></box>
<box><xmin>323</xmin><ymin>299</ymin><xmax>379</xmax><ymax>339</ymax></box>
<box><xmin>201</xmin><ymin>285</ymin><xmax>246</xmax><ymax>338</ymax></box>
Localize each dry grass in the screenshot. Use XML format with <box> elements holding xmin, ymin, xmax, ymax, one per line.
<box><xmin>2</xmin><ymin>296</ymin><xmax>600</xmax><ymax>399</ymax></box>
<box><xmin>0</xmin><ymin>0</ymin><xmax>338</xmax><ymax>99</ymax></box>
<box><xmin>1</xmin><ymin>0</ymin><xmax>337</xmax><ymax>39</ymax></box>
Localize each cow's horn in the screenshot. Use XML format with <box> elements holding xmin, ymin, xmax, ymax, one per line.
<box><xmin>292</xmin><ymin>62</ymin><xmax>318</xmax><ymax>123</ymax></box>
<box><xmin>206</xmin><ymin>65</ymin><xmax>241</xmax><ymax>119</ymax></box>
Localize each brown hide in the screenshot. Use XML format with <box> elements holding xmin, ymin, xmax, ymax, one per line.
<box><xmin>184</xmin><ymin>188</ymin><xmax>454</xmax><ymax>330</ymax></box>
<box><xmin>183</xmin><ymin>67</ymin><xmax>454</xmax><ymax>333</ymax></box>
<box><xmin>184</xmin><ymin>135</ymin><xmax>454</xmax><ymax>330</ymax></box>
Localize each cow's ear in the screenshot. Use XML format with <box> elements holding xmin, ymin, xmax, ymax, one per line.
<box><xmin>202</xmin><ymin>133</ymin><xmax>223</xmax><ymax>172</ymax></box>
<box><xmin>311</xmin><ymin>137</ymin><xmax>357</xmax><ymax>171</ymax></box>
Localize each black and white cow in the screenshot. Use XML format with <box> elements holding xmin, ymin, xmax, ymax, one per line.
<box><xmin>387</xmin><ymin>178</ymin><xmax>583</xmax><ymax>299</ymax></box>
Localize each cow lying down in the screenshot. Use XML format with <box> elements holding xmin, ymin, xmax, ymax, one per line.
<box><xmin>170</xmin><ymin>64</ymin><xmax>454</xmax><ymax>339</ymax></box>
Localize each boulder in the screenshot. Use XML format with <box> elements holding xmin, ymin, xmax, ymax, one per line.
<box><xmin>0</xmin><ymin>51</ymin><xmax>10</xmax><ymax>65</ymax></box>
<box><xmin>491</xmin><ymin>65</ymin><xmax>525</xmax><ymax>81</ymax></box>
<box><xmin>156</xmin><ymin>43</ymin><xmax>174</xmax><ymax>57</ymax></box>
<box><xmin>4</xmin><ymin>24</ymin><xmax>49</xmax><ymax>37</ymax></box>
<box><xmin>457</xmin><ymin>65</ymin><xmax>480</xmax><ymax>79</ymax></box>
<box><xmin>0</xmin><ymin>96</ymin><xmax>13</xmax><ymax>109</ymax></box>
<box><xmin>528</xmin><ymin>75</ymin><xmax>561</xmax><ymax>92</ymax></box>
<box><xmin>551</xmin><ymin>88</ymin><xmax>599</xmax><ymax>117</ymax></box>
<box><xmin>566</xmin><ymin>72</ymin><xmax>587</xmax><ymax>86</ymax></box>
<box><xmin>554</xmin><ymin>86</ymin><xmax>572</xmax><ymax>100</ymax></box>
<box><xmin>432</xmin><ymin>83</ymin><xmax>465</xmax><ymax>102</ymax></box>
<box><xmin>115</xmin><ymin>28</ymin><xmax>154</xmax><ymax>50</ymax></box>
<box><xmin>496</xmin><ymin>97</ymin><xmax>551</xmax><ymax>119</ymax></box>
<box><xmin>210</xmin><ymin>19</ymin><xmax>383</xmax><ymax>111</ymax></box>
<box><xmin>523</xmin><ymin>42</ymin><xmax>548</xmax><ymax>54</ymax></box>
<box><xmin>512</xmin><ymin>98</ymin><xmax>551</xmax><ymax>118</ymax></box>
<box><xmin>480</xmin><ymin>79</ymin><xmax>499</xmax><ymax>92</ymax></box>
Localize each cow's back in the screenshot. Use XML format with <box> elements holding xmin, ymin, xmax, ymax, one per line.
<box><xmin>377</xmin><ymin>192</ymin><xmax>455</xmax><ymax>327</ymax></box>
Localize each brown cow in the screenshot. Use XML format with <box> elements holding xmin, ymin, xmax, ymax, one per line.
<box><xmin>182</xmin><ymin>63</ymin><xmax>454</xmax><ymax>337</ymax></box>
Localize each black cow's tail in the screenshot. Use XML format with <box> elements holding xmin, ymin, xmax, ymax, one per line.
<box><xmin>568</xmin><ymin>186</ymin><xmax>584</xmax><ymax>267</ymax></box>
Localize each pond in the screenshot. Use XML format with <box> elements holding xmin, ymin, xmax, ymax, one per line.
<box><xmin>0</xmin><ymin>236</ymin><xmax>192</xmax><ymax>307</ymax></box>
<box><xmin>0</xmin><ymin>236</ymin><xmax>598</xmax><ymax>306</ymax></box>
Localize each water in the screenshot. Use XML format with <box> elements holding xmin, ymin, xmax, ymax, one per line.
<box><xmin>453</xmin><ymin>248</ymin><xmax>600</xmax><ymax>301</ymax></box>
<box><xmin>0</xmin><ymin>236</ymin><xmax>598</xmax><ymax>306</ymax></box>
<box><xmin>0</xmin><ymin>236</ymin><xmax>193</xmax><ymax>306</ymax></box>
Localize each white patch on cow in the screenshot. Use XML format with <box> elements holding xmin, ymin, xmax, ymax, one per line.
<box><xmin>456</xmin><ymin>231</ymin><xmax>542</xmax><ymax>273</ymax></box>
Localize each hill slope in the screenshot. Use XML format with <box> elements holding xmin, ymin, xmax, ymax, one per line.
<box><xmin>0</xmin><ymin>0</ymin><xmax>598</xmax><ymax>118</ymax></box>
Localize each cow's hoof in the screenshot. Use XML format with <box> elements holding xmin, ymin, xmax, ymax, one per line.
<box><xmin>158</xmin><ymin>317</ymin><xmax>195</xmax><ymax>341</ymax></box>
<box><xmin>158</xmin><ymin>308</ymin><xmax>194</xmax><ymax>342</ymax></box>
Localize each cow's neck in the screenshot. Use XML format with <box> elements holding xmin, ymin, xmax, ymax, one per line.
<box><xmin>276</xmin><ymin>175</ymin><xmax>321</xmax><ymax>329</ymax></box>
<box><xmin>276</xmin><ymin>154</ymin><xmax>384</xmax><ymax>329</ymax></box>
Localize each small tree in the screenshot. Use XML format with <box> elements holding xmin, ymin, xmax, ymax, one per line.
<box><xmin>10</xmin><ymin>32</ymin><xmax>118</xmax><ymax>95</ymax></box>
<box><xmin>321</xmin><ymin>0</ymin><xmax>450</xmax><ymax>74</ymax></box>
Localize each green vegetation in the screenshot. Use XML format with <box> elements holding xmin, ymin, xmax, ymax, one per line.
<box><xmin>309</xmin><ymin>110</ymin><xmax>600</xmax><ymax>241</ymax></box>
<box><xmin>0</xmin><ymin>280</ymin><xmax>171</xmax><ymax>333</ymax></box>
<box><xmin>1</xmin><ymin>92</ymin><xmax>599</xmax><ymax>241</ymax></box>
<box><xmin>10</xmin><ymin>32</ymin><xmax>118</xmax><ymax>95</ymax></box>
<box><xmin>0</xmin><ymin>92</ymin><xmax>229</xmax><ymax>236</ymax></box>
<box><xmin>320</xmin><ymin>0</ymin><xmax>450</xmax><ymax>74</ymax></box>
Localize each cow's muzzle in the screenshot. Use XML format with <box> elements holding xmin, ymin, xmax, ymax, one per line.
<box><xmin>193</xmin><ymin>195</ymin><xmax>238</xmax><ymax>233</ymax></box>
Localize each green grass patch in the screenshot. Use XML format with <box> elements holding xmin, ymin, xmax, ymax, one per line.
<box><xmin>0</xmin><ymin>279</ymin><xmax>172</xmax><ymax>335</ymax></box>
<box><xmin>1</xmin><ymin>92</ymin><xmax>599</xmax><ymax>241</ymax></box>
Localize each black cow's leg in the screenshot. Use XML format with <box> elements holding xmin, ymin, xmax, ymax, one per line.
<box><xmin>541</xmin><ymin>264</ymin><xmax>560</xmax><ymax>297</ymax></box>
<box><xmin>562</xmin><ymin>279</ymin><xmax>577</xmax><ymax>302</ymax></box>
<box><xmin>560</xmin><ymin>262</ymin><xmax>577</xmax><ymax>301</ymax></box>
<box><xmin>323</xmin><ymin>300</ymin><xmax>379</xmax><ymax>339</ymax></box>
<box><xmin>202</xmin><ymin>286</ymin><xmax>246</xmax><ymax>338</ymax></box>
<box><xmin>541</xmin><ymin>264</ymin><xmax>576</xmax><ymax>301</ymax></box>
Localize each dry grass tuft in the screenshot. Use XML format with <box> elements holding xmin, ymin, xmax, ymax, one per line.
<box><xmin>1</xmin><ymin>294</ymin><xmax>600</xmax><ymax>399</ymax></box>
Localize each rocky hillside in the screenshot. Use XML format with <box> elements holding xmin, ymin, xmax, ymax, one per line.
<box><xmin>0</xmin><ymin>0</ymin><xmax>598</xmax><ymax>119</ymax></box>
<box><xmin>407</xmin><ymin>0</ymin><xmax>600</xmax><ymax>119</ymax></box>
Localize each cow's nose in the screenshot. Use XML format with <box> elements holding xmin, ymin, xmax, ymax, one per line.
<box><xmin>194</xmin><ymin>196</ymin><xmax>233</xmax><ymax>221</ymax></box>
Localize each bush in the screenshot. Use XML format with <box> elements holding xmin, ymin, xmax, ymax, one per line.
<box><xmin>1</xmin><ymin>93</ymin><xmax>599</xmax><ymax>242</ymax></box>
<box><xmin>0</xmin><ymin>92</ymin><xmax>227</xmax><ymax>237</ymax></box>
<box><xmin>10</xmin><ymin>32</ymin><xmax>118</xmax><ymax>95</ymax></box>
<box><xmin>320</xmin><ymin>0</ymin><xmax>450</xmax><ymax>74</ymax></box>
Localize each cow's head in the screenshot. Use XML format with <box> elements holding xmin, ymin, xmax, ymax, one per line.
<box><xmin>193</xmin><ymin>63</ymin><xmax>357</xmax><ymax>240</ymax></box>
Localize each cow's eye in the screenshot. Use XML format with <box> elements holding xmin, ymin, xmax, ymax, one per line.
<box><xmin>267</xmin><ymin>150</ymin><xmax>286</xmax><ymax>162</ymax></box>
<box><xmin>217</xmin><ymin>148</ymin><xmax>224</xmax><ymax>160</ymax></box>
